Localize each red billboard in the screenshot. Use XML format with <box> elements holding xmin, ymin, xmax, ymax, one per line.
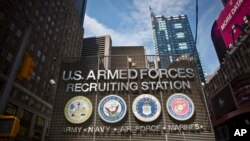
<box><xmin>216</xmin><ymin>0</ymin><xmax>250</xmax><ymax>48</ymax></box>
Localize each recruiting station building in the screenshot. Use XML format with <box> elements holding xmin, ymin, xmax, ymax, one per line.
<box><xmin>48</xmin><ymin>55</ymin><xmax>215</xmax><ymax>141</ymax></box>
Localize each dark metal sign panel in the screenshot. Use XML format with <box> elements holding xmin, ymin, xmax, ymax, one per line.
<box><xmin>211</xmin><ymin>85</ymin><xmax>237</xmax><ymax>119</ymax></box>
<box><xmin>48</xmin><ymin>58</ymin><xmax>214</xmax><ymax>141</ymax></box>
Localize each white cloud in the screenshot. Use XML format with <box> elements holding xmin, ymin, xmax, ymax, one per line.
<box><xmin>84</xmin><ymin>0</ymin><xmax>222</xmax><ymax>74</ymax></box>
<box><xmin>84</xmin><ymin>14</ymin><xmax>154</xmax><ymax>54</ymax></box>
<box><xmin>84</xmin><ymin>0</ymin><xmax>194</xmax><ymax>55</ymax></box>
<box><xmin>84</xmin><ymin>0</ymin><xmax>193</xmax><ymax>54</ymax></box>
<box><xmin>147</xmin><ymin>0</ymin><xmax>193</xmax><ymax>16</ymax></box>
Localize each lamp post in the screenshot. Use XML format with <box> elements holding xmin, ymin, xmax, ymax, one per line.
<box><xmin>0</xmin><ymin>25</ymin><xmax>32</xmax><ymax>114</ymax></box>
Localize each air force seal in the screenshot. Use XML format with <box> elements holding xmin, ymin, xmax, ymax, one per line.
<box><xmin>132</xmin><ymin>94</ymin><xmax>161</xmax><ymax>122</ymax></box>
<box><xmin>64</xmin><ymin>96</ymin><xmax>92</xmax><ymax>124</ymax></box>
<box><xmin>166</xmin><ymin>93</ymin><xmax>195</xmax><ymax>121</ymax></box>
<box><xmin>98</xmin><ymin>95</ymin><xmax>127</xmax><ymax>123</ymax></box>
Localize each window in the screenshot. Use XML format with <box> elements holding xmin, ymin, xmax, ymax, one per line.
<box><xmin>18</xmin><ymin>109</ymin><xmax>32</xmax><ymax>136</ymax></box>
<box><xmin>169</xmin><ymin>56</ymin><xmax>173</xmax><ymax>63</ymax></box>
<box><xmin>7</xmin><ymin>53</ymin><xmax>13</xmax><ymax>62</ymax></box>
<box><xmin>174</xmin><ymin>23</ymin><xmax>182</xmax><ymax>29</ymax></box>
<box><xmin>32</xmin><ymin>72</ymin><xmax>36</xmax><ymax>79</ymax></box>
<box><xmin>36</xmin><ymin>76</ymin><xmax>40</xmax><ymax>82</ymax></box>
<box><xmin>35</xmin><ymin>10</ymin><xmax>39</xmax><ymax>16</ymax></box>
<box><xmin>0</xmin><ymin>11</ymin><xmax>6</xmax><ymax>21</ymax></box>
<box><xmin>36</xmin><ymin>25</ymin><xmax>40</xmax><ymax>31</ymax></box>
<box><xmin>48</xmin><ymin>16</ymin><xmax>51</xmax><ymax>22</ymax></box>
<box><xmin>28</xmin><ymin>1</ymin><xmax>33</xmax><ymax>8</ymax></box>
<box><xmin>16</xmin><ymin>29</ymin><xmax>22</xmax><ymax>37</ymax></box>
<box><xmin>173</xmin><ymin>16</ymin><xmax>179</xmax><ymax>19</ymax></box>
<box><xmin>10</xmin><ymin>22</ymin><xmax>15</xmax><ymax>31</ymax></box>
<box><xmin>42</xmin><ymin>81</ymin><xmax>46</xmax><ymax>87</ymax></box>
<box><xmin>4</xmin><ymin>0</ymin><xmax>13</xmax><ymax>8</ymax></box>
<box><xmin>11</xmin><ymin>40</ymin><xmax>17</xmax><ymax>48</ymax></box>
<box><xmin>176</xmin><ymin>32</ymin><xmax>185</xmax><ymax>38</ymax></box>
<box><xmin>52</xmin><ymin>2</ymin><xmax>55</xmax><ymax>7</ymax></box>
<box><xmin>39</xmin><ymin>17</ymin><xmax>43</xmax><ymax>22</ymax></box>
<box><xmin>36</xmin><ymin>116</ymin><xmax>44</xmax><ymax>127</ymax></box>
<box><xmin>4</xmin><ymin>103</ymin><xmax>17</xmax><ymax>115</ymax></box>
<box><xmin>45</xmin><ymin>24</ymin><xmax>48</xmax><ymax>30</ymax></box>
<box><xmin>178</xmin><ymin>42</ymin><xmax>188</xmax><ymax>50</ymax></box>
<box><xmin>30</xmin><ymin>44</ymin><xmax>34</xmax><ymax>51</ymax></box>
<box><xmin>167</xmin><ymin>44</ymin><xmax>171</xmax><ymax>51</ymax></box>
<box><xmin>42</xmin><ymin>55</ymin><xmax>46</xmax><ymax>62</ymax></box>
<box><xmin>37</xmin><ymin>50</ymin><xmax>41</xmax><ymax>58</ymax></box>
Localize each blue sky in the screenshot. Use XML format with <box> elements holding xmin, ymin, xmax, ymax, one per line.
<box><xmin>84</xmin><ymin>0</ymin><xmax>224</xmax><ymax>75</ymax></box>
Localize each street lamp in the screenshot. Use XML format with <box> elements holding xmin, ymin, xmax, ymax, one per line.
<box><xmin>49</xmin><ymin>79</ymin><xmax>56</xmax><ymax>86</ymax></box>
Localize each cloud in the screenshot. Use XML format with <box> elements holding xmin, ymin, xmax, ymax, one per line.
<box><xmin>84</xmin><ymin>0</ymin><xmax>194</xmax><ymax>55</ymax></box>
<box><xmin>84</xmin><ymin>0</ymin><xmax>222</xmax><ymax>75</ymax></box>
<box><xmin>85</xmin><ymin>14</ymin><xmax>151</xmax><ymax>47</ymax></box>
<box><xmin>147</xmin><ymin>0</ymin><xmax>193</xmax><ymax>16</ymax></box>
<box><xmin>84</xmin><ymin>14</ymin><xmax>154</xmax><ymax>54</ymax></box>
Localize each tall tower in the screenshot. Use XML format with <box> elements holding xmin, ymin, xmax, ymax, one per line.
<box><xmin>149</xmin><ymin>7</ymin><xmax>205</xmax><ymax>83</ymax></box>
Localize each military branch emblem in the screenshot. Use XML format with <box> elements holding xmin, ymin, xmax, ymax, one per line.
<box><xmin>166</xmin><ymin>93</ymin><xmax>195</xmax><ymax>121</ymax></box>
<box><xmin>98</xmin><ymin>95</ymin><xmax>127</xmax><ymax>123</ymax></box>
<box><xmin>132</xmin><ymin>94</ymin><xmax>161</xmax><ymax>122</ymax></box>
<box><xmin>64</xmin><ymin>96</ymin><xmax>92</xmax><ymax>124</ymax></box>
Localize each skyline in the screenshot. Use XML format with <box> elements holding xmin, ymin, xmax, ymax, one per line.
<box><xmin>84</xmin><ymin>0</ymin><xmax>224</xmax><ymax>75</ymax></box>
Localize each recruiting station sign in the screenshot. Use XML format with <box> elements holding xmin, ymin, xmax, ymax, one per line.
<box><xmin>48</xmin><ymin>59</ymin><xmax>214</xmax><ymax>141</ymax></box>
<box><xmin>216</xmin><ymin>0</ymin><xmax>250</xmax><ymax>48</ymax></box>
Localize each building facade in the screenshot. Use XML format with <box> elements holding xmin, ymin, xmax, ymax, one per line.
<box><xmin>111</xmin><ymin>46</ymin><xmax>146</xmax><ymax>69</ymax></box>
<box><xmin>149</xmin><ymin>7</ymin><xmax>205</xmax><ymax>83</ymax></box>
<box><xmin>48</xmin><ymin>55</ymin><xmax>215</xmax><ymax>141</ymax></box>
<box><xmin>82</xmin><ymin>35</ymin><xmax>112</xmax><ymax>70</ymax></box>
<box><xmin>75</xmin><ymin>0</ymin><xmax>87</xmax><ymax>26</ymax></box>
<box><xmin>204</xmin><ymin>34</ymin><xmax>250</xmax><ymax>140</ymax></box>
<box><xmin>0</xmin><ymin>0</ymin><xmax>85</xmax><ymax>140</ymax></box>
<box><xmin>205</xmin><ymin>0</ymin><xmax>250</xmax><ymax>140</ymax></box>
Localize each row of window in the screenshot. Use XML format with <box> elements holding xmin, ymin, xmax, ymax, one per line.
<box><xmin>4</xmin><ymin>102</ymin><xmax>45</xmax><ymax>138</ymax></box>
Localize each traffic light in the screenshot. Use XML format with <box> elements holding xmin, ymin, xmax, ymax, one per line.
<box><xmin>0</xmin><ymin>115</ymin><xmax>20</xmax><ymax>138</ymax></box>
<box><xmin>18</xmin><ymin>53</ymin><xmax>35</xmax><ymax>80</ymax></box>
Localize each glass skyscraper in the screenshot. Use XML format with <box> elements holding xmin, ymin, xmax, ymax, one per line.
<box><xmin>149</xmin><ymin>7</ymin><xmax>205</xmax><ymax>83</ymax></box>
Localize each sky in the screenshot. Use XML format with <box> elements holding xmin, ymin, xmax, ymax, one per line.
<box><xmin>83</xmin><ymin>0</ymin><xmax>224</xmax><ymax>75</ymax></box>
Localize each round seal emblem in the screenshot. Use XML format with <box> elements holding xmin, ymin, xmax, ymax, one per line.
<box><xmin>64</xmin><ymin>96</ymin><xmax>92</xmax><ymax>124</ymax></box>
<box><xmin>132</xmin><ymin>94</ymin><xmax>161</xmax><ymax>122</ymax></box>
<box><xmin>166</xmin><ymin>93</ymin><xmax>195</xmax><ymax>121</ymax></box>
<box><xmin>98</xmin><ymin>95</ymin><xmax>127</xmax><ymax>123</ymax></box>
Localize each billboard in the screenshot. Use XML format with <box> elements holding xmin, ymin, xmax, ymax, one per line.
<box><xmin>216</xmin><ymin>0</ymin><xmax>250</xmax><ymax>48</ymax></box>
<box><xmin>211</xmin><ymin>85</ymin><xmax>237</xmax><ymax>119</ymax></box>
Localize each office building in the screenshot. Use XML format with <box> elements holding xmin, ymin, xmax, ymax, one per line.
<box><xmin>75</xmin><ymin>0</ymin><xmax>87</xmax><ymax>26</ymax></box>
<box><xmin>149</xmin><ymin>7</ymin><xmax>205</xmax><ymax>83</ymax></box>
<box><xmin>204</xmin><ymin>34</ymin><xmax>250</xmax><ymax>140</ymax></box>
<box><xmin>211</xmin><ymin>0</ymin><xmax>250</xmax><ymax>64</ymax></box>
<box><xmin>0</xmin><ymin>0</ymin><xmax>85</xmax><ymax>140</ymax></box>
<box><xmin>205</xmin><ymin>0</ymin><xmax>250</xmax><ymax>140</ymax></box>
<box><xmin>82</xmin><ymin>35</ymin><xmax>112</xmax><ymax>70</ymax></box>
<box><xmin>111</xmin><ymin>46</ymin><xmax>146</xmax><ymax>69</ymax></box>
